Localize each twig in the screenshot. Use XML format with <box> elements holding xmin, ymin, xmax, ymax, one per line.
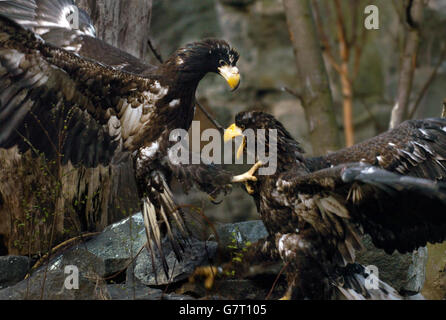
<box><xmin>25</xmin><ymin>232</ymin><xmax>100</xmax><ymax>279</ymax></box>
<box><xmin>196</xmin><ymin>100</ymin><xmax>225</xmax><ymax>133</ymax></box>
<box><xmin>147</xmin><ymin>38</ymin><xmax>164</xmax><ymax>64</ymax></box>
<box><xmin>359</xmin><ymin>98</ymin><xmax>386</xmax><ymax>132</ymax></box>
<box><xmin>312</xmin><ymin>0</ymin><xmax>342</xmax><ymax>73</ymax></box>
<box><xmin>265</xmin><ymin>261</ymin><xmax>289</xmax><ymax>300</ymax></box>
<box><xmin>409</xmin><ymin>45</ymin><xmax>446</xmax><ymax>118</ymax></box>
<box><xmin>406</xmin><ymin>0</ymin><xmax>419</xmax><ymax>29</ymax></box>
<box><xmin>281</xmin><ymin>87</ymin><xmax>304</xmax><ymax>105</ymax></box>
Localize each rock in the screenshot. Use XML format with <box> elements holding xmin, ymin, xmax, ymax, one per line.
<box><xmin>406</xmin><ymin>247</ymin><xmax>428</xmax><ymax>293</ymax></box>
<box><xmin>213</xmin><ymin>277</ymin><xmax>286</xmax><ymax>300</ymax></box>
<box><xmin>0</xmin><ymin>269</ymin><xmax>104</xmax><ymax>300</ymax></box>
<box><xmin>128</xmin><ymin>239</ymin><xmax>218</xmax><ymax>286</ymax></box>
<box><xmin>215</xmin><ymin>220</ymin><xmax>268</xmax><ymax>249</ymax></box>
<box><xmin>216</xmin><ymin>221</ymin><xmax>428</xmax><ymax>294</ymax></box>
<box><xmin>106</xmin><ymin>284</ymin><xmax>194</xmax><ymax>300</ymax></box>
<box><xmin>356</xmin><ymin>235</ymin><xmax>428</xmax><ymax>293</ymax></box>
<box><xmin>45</xmin><ymin>213</ymin><xmax>147</xmax><ymax>278</ymax></box>
<box><xmin>0</xmin><ymin>256</ymin><xmax>30</xmax><ymax>289</ymax></box>
<box><xmin>422</xmin><ymin>242</ymin><xmax>446</xmax><ymax>299</ymax></box>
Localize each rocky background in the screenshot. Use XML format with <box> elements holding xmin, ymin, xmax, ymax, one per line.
<box><xmin>1</xmin><ymin>0</ymin><xmax>445</xmax><ymax>299</ymax></box>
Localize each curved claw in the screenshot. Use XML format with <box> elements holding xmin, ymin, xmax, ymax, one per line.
<box><xmin>245</xmin><ymin>182</ymin><xmax>255</xmax><ymax>195</ymax></box>
<box><xmin>231</xmin><ymin>161</ymin><xmax>264</xmax><ymax>183</ymax></box>
<box><xmin>189</xmin><ymin>266</ymin><xmax>220</xmax><ymax>290</ymax></box>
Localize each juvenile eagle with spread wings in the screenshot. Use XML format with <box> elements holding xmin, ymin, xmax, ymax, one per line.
<box><xmin>0</xmin><ymin>0</ymin><xmax>260</xmax><ymax>277</ymax></box>
<box><xmin>224</xmin><ymin>111</ymin><xmax>446</xmax><ymax>299</ymax></box>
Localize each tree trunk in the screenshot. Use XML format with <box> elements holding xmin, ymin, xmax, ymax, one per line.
<box><xmin>76</xmin><ymin>0</ymin><xmax>152</xmax><ymax>60</ymax></box>
<box><xmin>0</xmin><ymin>0</ymin><xmax>152</xmax><ymax>255</ymax></box>
<box><xmin>283</xmin><ymin>0</ymin><xmax>341</xmax><ymax>155</ymax></box>
<box><xmin>390</xmin><ymin>0</ymin><xmax>424</xmax><ymax>128</ymax></box>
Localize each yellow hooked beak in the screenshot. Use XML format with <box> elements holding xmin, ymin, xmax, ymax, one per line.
<box><xmin>218</xmin><ymin>65</ymin><xmax>240</xmax><ymax>91</ymax></box>
<box><xmin>224</xmin><ymin>123</ymin><xmax>245</xmax><ymax>159</ymax></box>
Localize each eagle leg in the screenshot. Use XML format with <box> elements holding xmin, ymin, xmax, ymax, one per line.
<box><xmin>231</xmin><ymin>161</ymin><xmax>264</xmax><ymax>183</ymax></box>
<box><xmin>279</xmin><ymin>290</ymin><xmax>292</xmax><ymax>300</ymax></box>
<box><xmin>244</xmin><ymin>182</ymin><xmax>255</xmax><ymax>195</ymax></box>
<box><xmin>189</xmin><ymin>265</ymin><xmax>221</xmax><ymax>290</ymax></box>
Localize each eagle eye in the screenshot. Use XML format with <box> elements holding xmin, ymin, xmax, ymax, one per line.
<box><xmin>219</xmin><ymin>59</ymin><xmax>226</xmax><ymax>66</ymax></box>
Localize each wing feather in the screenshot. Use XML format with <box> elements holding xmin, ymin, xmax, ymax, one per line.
<box><xmin>278</xmin><ymin>163</ymin><xmax>446</xmax><ymax>257</ymax></box>
<box><xmin>309</xmin><ymin>119</ymin><xmax>446</xmax><ymax>181</ymax></box>
<box><xmin>0</xmin><ymin>15</ymin><xmax>162</xmax><ymax>166</ymax></box>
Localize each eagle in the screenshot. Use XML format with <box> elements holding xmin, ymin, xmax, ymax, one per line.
<box><xmin>224</xmin><ymin>111</ymin><xmax>446</xmax><ymax>299</ymax></box>
<box><xmin>0</xmin><ymin>0</ymin><xmax>261</xmax><ymax>277</ymax></box>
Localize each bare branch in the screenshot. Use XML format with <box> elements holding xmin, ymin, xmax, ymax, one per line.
<box><xmin>409</xmin><ymin>45</ymin><xmax>446</xmax><ymax>118</ymax></box>
<box><xmin>196</xmin><ymin>100</ymin><xmax>225</xmax><ymax>133</ymax></box>
<box><xmin>147</xmin><ymin>38</ymin><xmax>164</xmax><ymax>64</ymax></box>
<box><xmin>283</xmin><ymin>0</ymin><xmax>341</xmax><ymax>153</ymax></box>
<box><xmin>281</xmin><ymin>87</ymin><xmax>305</xmax><ymax>105</ymax></box>
<box><xmin>390</xmin><ymin>0</ymin><xmax>425</xmax><ymax>128</ymax></box>
<box><xmin>312</xmin><ymin>0</ymin><xmax>343</xmax><ymax>73</ymax></box>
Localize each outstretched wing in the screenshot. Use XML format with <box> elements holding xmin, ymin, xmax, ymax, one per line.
<box><xmin>308</xmin><ymin>119</ymin><xmax>446</xmax><ymax>181</ymax></box>
<box><xmin>276</xmin><ymin>163</ymin><xmax>446</xmax><ymax>266</ymax></box>
<box><xmin>0</xmin><ymin>15</ymin><xmax>165</xmax><ymax>166</ymax></box>
<box><xmin>0</xmin><ymin>0</ymin><xmax>157</xmax><ymax>75</ymax></box>
<box><xmin>0</xmin><ymin>0</ymin><xmax>96</xmax><ymax>36</ymax></box>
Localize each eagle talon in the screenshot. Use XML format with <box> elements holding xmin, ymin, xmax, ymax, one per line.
<box><xmin>245</xmin><ymin>182</ymin><xmax>255</xmax><ymax>195</ymax></box>
<box><xmin>231</xmin><ymin>161</ymin><xmax>264</xmax><ymax>183</ymax></box>
<box><xmin>189</xmin><ymin>266</ymin><xmax>220</xmax><ymax>290</ymax></box>
<box><xmin>279</xmin><ymin>292</ymin><xmax>292</xmax><ymax>300</ymax></box>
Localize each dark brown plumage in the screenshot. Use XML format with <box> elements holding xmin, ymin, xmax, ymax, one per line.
<box><xmin>226</xmin><ymin>111</ymin><xmax>446</xmax><ymax>299</ymax></box>
<box><xmin>0</xmin><ymin>0</ymin><xmax>247</xmax><ymax>278</ymax></box>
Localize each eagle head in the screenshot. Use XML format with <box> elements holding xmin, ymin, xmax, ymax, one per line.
<box><xmin>224</xmin><ymin>111</ymin><xmax>304</xmax><ymax>162</ymax></box>
<box><xmin>171</xmin><ymin>39</ymin><xmax>240</xmax><ymax>90</ymax></box>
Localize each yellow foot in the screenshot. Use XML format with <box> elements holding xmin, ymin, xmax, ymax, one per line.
<box><xmin>245</xmin><ymin>182</ymin><xmax>255</xmax><ymax>195</ymax></box>
<box><xmin>231</xmin><ymin>161</ymin><xmax>264</xmax><ymax>183</ymax></box>
<box><xmin>279</xmin><ymin>292</ymin><xmax>292</xmax><ymax>300</ymax></box>
<box><xmin>189</xmin><ymin>266</ymin><xmax>220</xmax><ymax>290</ymax></box>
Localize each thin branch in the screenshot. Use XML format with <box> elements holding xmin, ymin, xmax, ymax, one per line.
<box><xmin>147</xmin><ymin>38</ymin><xmax>164</xmax><ymax>64</ymax></box>
<box><xmin>196</xmin><ymin>100</ymin><xmax>225</xmax><ymax>133</ymax></box>
<box><xmin>265</xmin><ymin>261</ymin><xmax>289</xmax><ymax>300</ymax></box>
<box><xmin>358</xmin><ymin>98</ymin><xmax>386</xmax><ymax>132</ymax></box>
<box><xmin>352</xmin><ymin>21</ymin><xmax>368</xmax><ymax>81</ymax></box>
<box><xmin>406</xmin><ymin>0</ymin><xmax>419</xmax><ymax>29</ymax></box>
<box><xmin>334</xmin><ymin>0</ymin><xmax>350</xmax><ymax>61</ymax></box>
<box><xmin>409</xmin><ymin>45</ymin><xmax>446</xmax><ymax>118</ymax></box>
<box><xmin>25</xmin><ymin>232</ymin><xmax>101</xmax><ymax>278</ymax></box>
<box><xmin>281</xmin><ymin>86</ymin><xmax>305</xmax><ymax>105</ymax></box>
<box><xmin>312</xmin><ymin>0</ymin><xmax>343</xmax><ymax>73</ymax></box>
<box><xmin>347</xmin><ymin>0</ymin><xmax>360</xmax><ymax>48</ymax></box>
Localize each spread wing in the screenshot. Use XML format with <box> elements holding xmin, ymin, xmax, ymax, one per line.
<box><xmin>0</xmin><ymin>0</ymin><xmax>157</xmax><ymax>75</ymax></box>
<box><xmin>0</xmin><ymin>0</ymin><xmax>96</xmax><ymax>36</ymax></box>
<box><xmin>308</xmin><ymin>119</ymin><xmax>446</xmax><ymax>181</ymax></box>
<box><xmin>0</xmin><ymin>15</ymin><xmax>166</xmax><ymax>166</ymax></box>
<box><xmin>276</xmin><ymin>163</ymin><xmax>446</xmax><ymax>268</ymax></box>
